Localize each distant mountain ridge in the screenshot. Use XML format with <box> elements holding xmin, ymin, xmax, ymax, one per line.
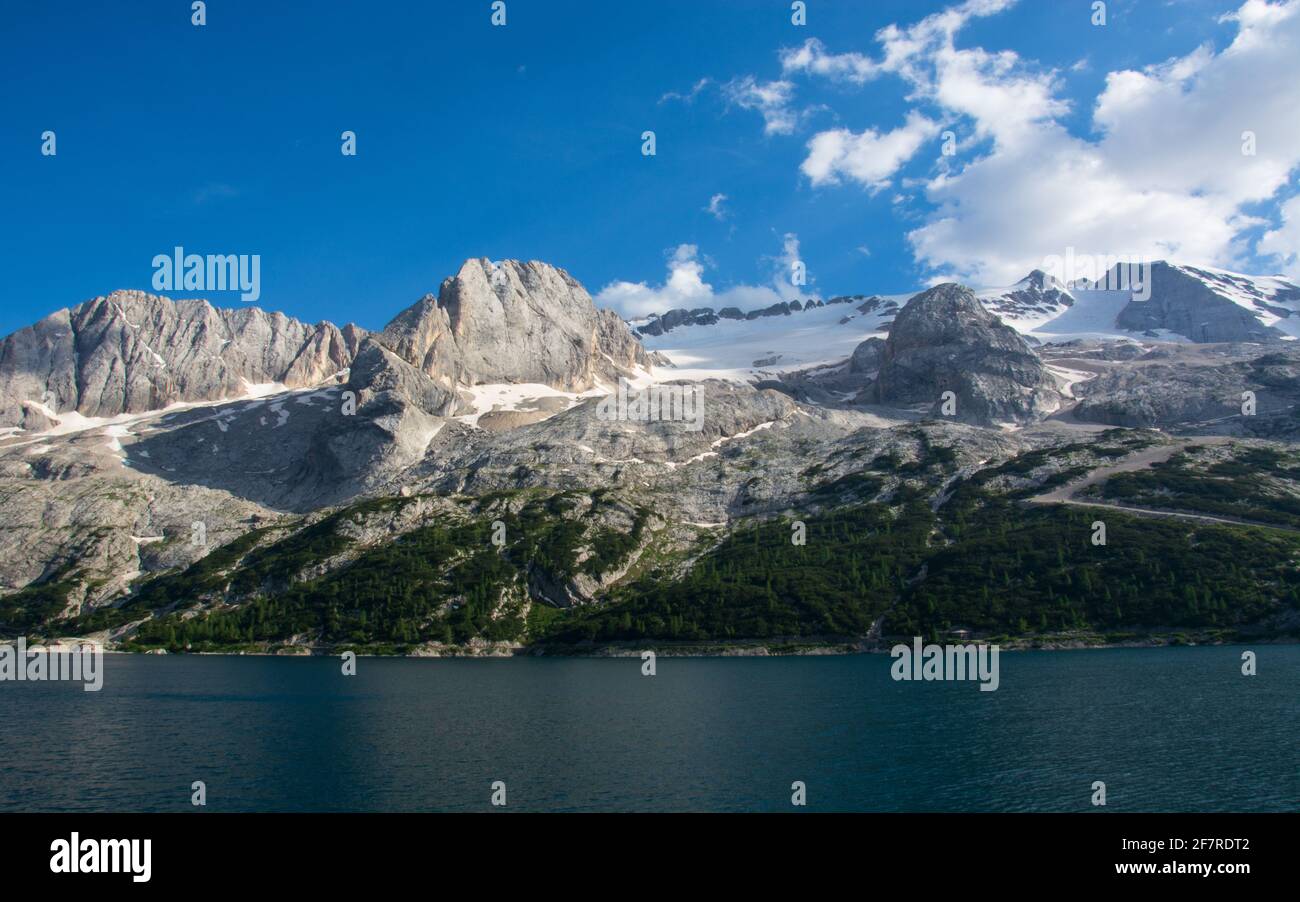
<box><xmin>0</xmin><ymin>258</ymin><xmax>655</xmax><ymax>431</ymax></box>
<box><xmin>629</xmin><ymin>261</ymin><xmax>1300</xmax><ymax>364</ymax></box>
<box><xmin>632</xmin><ymin>294</ymin><xmax>873</xmax><ymax>337</ymax></box>
<box><xmin>4</xmin><ymin>256</ymin><xmax>1299</xmax><ymax>435</ymax></box>
<box><xmin>0</xmin><ymin>292</ymin><xmax>366</xmax><ymax>430</ymax></box>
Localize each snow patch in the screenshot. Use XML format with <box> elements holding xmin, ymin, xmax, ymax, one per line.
<box><xmin>454</xmin><ymin>383</ymin><xmax>598</xmax><ymax>428</ymax></box>
<box><xmin>104</xmin><ymin>424</ymin><xmax>133</xmax><ymax>454</ymax></box>
<box><xmin>241</xmin><ymin>380</ymin><xmax>290</xmax><ymax>400</ymax></box>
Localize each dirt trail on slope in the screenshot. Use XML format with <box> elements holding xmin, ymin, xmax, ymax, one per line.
<box><xmin>1023</xmin><ymin>435</ymin><xmax>1300</xmax><ymax>532</ymax></box>
<box><xmin>1028</xmin><ymin>439</ymin><xmax>1225</xmax><ymax>505</ymax></box>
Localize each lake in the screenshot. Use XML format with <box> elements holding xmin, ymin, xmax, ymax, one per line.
<box><xmin>1</xmin><ymin>646</ymin><xmax>1295</xmax><ymax>812</ymax></box>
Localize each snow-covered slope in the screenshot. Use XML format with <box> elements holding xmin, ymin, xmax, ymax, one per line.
<box><xmin>634</xmin><ymin>263</ymin><xmax>1300</xmax><ymax>382</ymax></box>
<box><xmin>1105</xmin><ymin>262</ymin><xmax>1299</xmax><ymax>343</ymax></box>
<box><xmin>1027</xmin><ymin>290</ymin><xmax>1159</xmax><ymax>342</ymax></box>
<box><xmin>638</xmin><ymin>295</ymin><xmax>902</xmax><ymax>382</ymax></box>
<box><xmin>976</xmin><ymin>269</ymin><xmax>1076</xmax><ymax>331</ymax></box>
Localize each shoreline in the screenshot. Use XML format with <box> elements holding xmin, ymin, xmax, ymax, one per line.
<box><xmin>64</xmin><ymin>630</ymin><xmax>1298</xmax><ymax>659</ymax></box>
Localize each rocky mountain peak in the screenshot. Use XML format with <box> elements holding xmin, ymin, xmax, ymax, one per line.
<box><xmin>888</xmin><ymin>283</ymin><xmax>1009</xmax><ymax>346</ymax></box>
<box><xmin>978</xmin><ymin>270</ymin><xmax>1076</xmax><ymax>324</ymax></box>
<box><xmin>1022</xmin><ymin>269</ymin><xmax>1068</xmax><ymax>292</ymax></box>
<box><xmin>378</xmin><ymin>258</ymin><xmax>653</xmax><ymax>391</ymax></box>
<box><xmin>872</xmin><ymin>283</ymin><xmax>1061</xmax><ymax>423</ymax></box>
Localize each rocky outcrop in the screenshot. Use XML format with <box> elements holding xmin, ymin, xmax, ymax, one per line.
<box><xmin>849</xmin><ymin>337</ymin><xmax>887</xmax><ymax>374</ymax></box>
<box><xmin>0</xmin><ymin>290</ymin><xmax>365</xmax><ymax>427</ymax></box>
<box><xmin>380</xmin><ymin>259</ymin><xmax>653</xmax><ymax>390</ymax></box>
<box><xmin>855</xmin><ymin>296</ymin><xmax>898</xmax><ymax>317</ymax></box>
<box><xmin>871</xmin><ymin>284</ymin><xmax>1061</xmax><ymax>423</ymax></box>
<box><xmin>1071</xmin><ymin>344</ymin><xmax>1300</xmax><ymax>429</ymax></box>
<box><xmin>635</xmin><ymin>307</ymin><xmax>720</xmax><ymax>336</ymax></box>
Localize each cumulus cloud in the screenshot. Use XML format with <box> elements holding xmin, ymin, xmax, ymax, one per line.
<box><xmin>782</xmin><ymin>0</ymin><xmax>1300</xmax><ymax>285</ymax></box>
<box><xmin>801</xmin><ymin>112</ymin><xmax>940</xmax><ymax>190</ymax></box>
<box><xmin>788</xmin><ymin>1</ymin><xmax>1037</xmax><ymax>192</ymax></box>
<box><xmin>767</xmin><ymin>232</ymin><xmax>813</xmax><ymax>301</ymax></box>
<box><xmin>786</xmin><ymin>0</ymin><xmax>1019</xmax><ymax>88</ymax></box>
<box><xmin>780</xmin><ymin>37</ymin><xmax>880</xmax><ymax>83</ymax></box>
<box><xmin>915</xmin><ymin>0</ymin><xmax>1300</xmax><ymax>283</ymax></box>
<box><xmin>1259</xmin><ymin>194</ymin><xmax>1300</xmax><ymax>278</ymax></box>
<box><xmin>723</xmin><ymin>76</ymin><xmax>799</xmax><ymax>135</ymax></box>
<box><xmin>594</xmin><ymin>237</ymin><xmax>814</xmax><ymax>319</ymax></box>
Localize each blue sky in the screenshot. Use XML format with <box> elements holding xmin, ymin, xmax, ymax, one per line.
<box><xmin>3</xmin><ymin>0</ymin><xmax>1299</xmax><ymax>336</ymax></box>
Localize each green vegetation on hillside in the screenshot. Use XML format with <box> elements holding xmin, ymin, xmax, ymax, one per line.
<box><xmin>541</xmin><ymin>500</ymin><xmax>936</xmax><ymax>644</ymax></box>
<box><xmin>116</xmin><ymin>490</ymin><xmax>654</xmax><ymax>652</ymax></box>
<box><xmin>10</xmin><ymin>431</ymin><xmax>1299</xmax><ymax>652</ymax></box>
<box><xmin>0</xmin><ymin>566</ymin><xmax>79</xmax><ymax>633</ymax></box>
<box><xmin>891</xmin><ymin>491</ymin><xmax>1300</xmax><ymax>637</ymax></box>
<box><xmin>1085</xmin><ymin>446</ymin><xmax>1300</xmax><ymax>529</ymax></box>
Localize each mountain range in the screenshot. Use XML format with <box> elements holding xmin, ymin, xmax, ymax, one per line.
<box><xmin>2</xmin><ymin>256</ymin><xmax>1298</xmax><ymax>655</ymax></box>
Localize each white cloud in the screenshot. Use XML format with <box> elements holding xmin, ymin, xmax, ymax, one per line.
<box><xmin>1259</xmin><ymin>194</ymin><xmax>1300</xmax><ymax>278</ymax></box>
<box><xmin>724</xmin><ymin>76</ymin><xmax>799</xmax><ymax>135</ymax></box>
<box><xmin>909</xmin><ymin>128</ymin><xmax>1248</xmax><ymax>284</ymax></box>
<box><xmin>781</xmin><ymin>38</ymin><xmax>880</xmax><ymax>83</ymax></box>
<box><xmin>594</xmin><ymin>237</ymin><xmax>814</xmax><ymax>319</ymax></box>
<box><xmin>871</xmin><ymin>0</ymin><xmax>1021</xmax><ymax>82</ymax></box>
<box><xmin>659</xmin><ymin>78</ymin><xmax>712</xmax><ymax>105</ymax></box>
<box><xmin>801</xmin><ymin>112</ymin><xmax>940</xmax><ymax>189</ymax></box>
<box><xmin>781</xmin><ymin>0</ymin><xmax>1300</xmax><ymax>284</ymax></box>
<box><xmin>768</xmin><ymin>232</ymin><xmax>813</xmax><ymax>300</ymax></box>
<box><xmin>595</xmin><ymin>245</ymin><xmax>712</xmax><ymax>319</ymax></box>
<box><xmin>789</xmin><ymin>0</ymin><xmax>1038</xmax><ymax>190</ymax></box>
<box><xmin>928</xmin><ymin>44</ymin><xmax>1066</xmax><ymax>147</ymax></box>
<box><xmin>705</xmin><ymin>193</ymin><xmax>729</xmax><ymax>221</ymax></box>
<box><xmin>912</xmin><ymin>0</ymin><xmax>1300</xmax><ymax>284</ymax></box>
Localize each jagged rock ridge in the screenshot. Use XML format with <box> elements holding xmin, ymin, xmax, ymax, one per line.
<box><xmin>0</xmin><ymin>291</ymin><xmax>365</xmax><ymax>429</ymax></box>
